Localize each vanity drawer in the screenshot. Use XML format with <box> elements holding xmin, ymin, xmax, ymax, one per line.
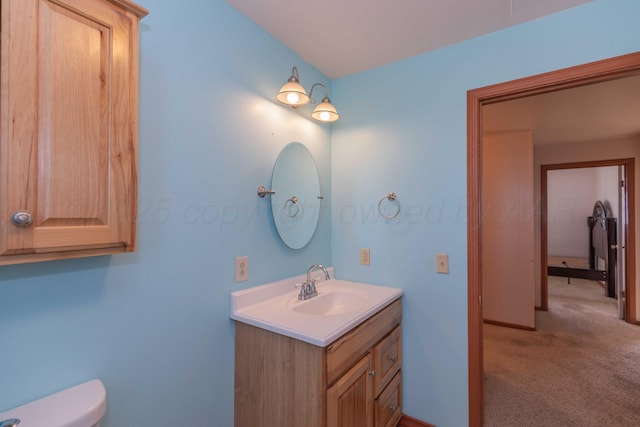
<box><xmin>326</xmin><ymin>299</ymin><xmax>402</xmax><ymax>385</ymax></box>
<box><xmin>374</xmin><ymin>371</ymin><xmax>402</xmax><ymax>427</ymax></box>
<box><xmin>373</xmin><ymin>325</ymin><xmax>402</xmax><ymax>396</ymax></box>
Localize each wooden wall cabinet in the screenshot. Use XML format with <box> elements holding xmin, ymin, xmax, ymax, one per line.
<box><xmin>235</xmin><ymin>298</ymin><xmax>403</xmax><ymax>427</ymax></box>
<box><xmin>0</xmin><ymin>0</ymin><xmax>147</xmax><ymax>265</ymax></box>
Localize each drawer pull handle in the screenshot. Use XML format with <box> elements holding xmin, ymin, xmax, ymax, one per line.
<box><xmin>368</xmin><ymin>370</ymin><xmax>375</xmax><ymax>377</ymax></box>
<box><xmin>389</xmin><ymin>404</ymin><xmax>398</xmax><ymax>411</ymax></box>
<box><xmin>388</xmin><ymin>355</ymin><xmax>398</xmax><ymax>362</ymax></box>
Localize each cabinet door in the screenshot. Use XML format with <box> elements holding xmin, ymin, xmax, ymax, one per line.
<box><xmin>0</xmin><ymin>0</ymin><xmax>138</xmax><ymax>258</ymax></box>
<box><xmin>327</xmin><ymin>354</ymin><xmax>374</xmax><ymax>427</ymax></box>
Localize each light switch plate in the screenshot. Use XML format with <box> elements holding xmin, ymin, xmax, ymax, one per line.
<box><xmin>436</xmin><ymin>254</ymin><xmax>449</xmax><ymax>274</ymax></box>
<box><xmin>235</xmin><ymin>256</ymin><xmax>249</xmax><ymax>282</ymax></box>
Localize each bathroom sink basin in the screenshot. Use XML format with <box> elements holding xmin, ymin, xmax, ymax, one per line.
<box><xmin>230</xmin><ymin>274</ymin><xmax>403</xmax><ymax>346</ymax></box>
<box><xmin>288</xmin><ymin>289</ymin><xmax>367</xmax><ymax>316</ymax></box>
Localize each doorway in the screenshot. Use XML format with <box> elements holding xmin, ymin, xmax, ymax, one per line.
<box><xmin>541</xmin><ymin>159</ymin><xmax>634</xmax><ymax>319</ymax></box>
<box><xmin>467</xmin><ymin>52</ymin><xmax>640</xmax><ymax>426</ymax></box>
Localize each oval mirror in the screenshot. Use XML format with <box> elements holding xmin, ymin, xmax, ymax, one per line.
<box><xmin>271</xmin><ymin>142</ymin><xmax>321</xmax><ymax>249</ymax></box>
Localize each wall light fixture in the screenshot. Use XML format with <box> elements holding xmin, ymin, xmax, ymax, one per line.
<box><xmin>276</xmin><ymin>66</ymin><xmax>339</xmax><ymax>123</ymax></box>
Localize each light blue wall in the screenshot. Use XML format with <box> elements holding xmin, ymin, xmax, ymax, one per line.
<box><xmin>1</xmin><ymin>0</ymin><xmax>638</xmax><ymax>426</ymax></box>
<box><xmin>330</xmin><ymin>0</ymin><xmax>640</xmax><ymax>425</ymax></box>
<box><xmin>0</xmin><ymin>1</ymin><xmax>332</xmax><ymax>425</ymax></box>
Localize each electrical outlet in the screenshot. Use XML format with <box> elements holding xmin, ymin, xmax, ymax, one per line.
<box><xmin>235</xmin><ymin>256</ymin><xmax>249</xmax><ymax>282</ymax></box>
<box><xmin>436</xmin><ymin>254</ymin><xmax>449</xmax><ymax>274</ymax></box>
<box><xmin>360</xmin><ymin>248</ymin><xmax>370</xmax><ymax>265</ymax></box>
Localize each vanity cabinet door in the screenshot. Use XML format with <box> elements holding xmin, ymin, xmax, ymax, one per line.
<box><xmin>0</xmin><ymin>0</ymin><xmax>146</xmax><ymax>264</ymax></box>
<box><xmin>327</xmin><ymin>354</ymin><xmax>374</xmax><ymax>427</ymax></box>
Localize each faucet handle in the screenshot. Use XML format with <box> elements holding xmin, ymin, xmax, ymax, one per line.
<box><xmin>296</xmin><ymin>283</ymin><xmax>308</xmax><ymax>300</ymax></box>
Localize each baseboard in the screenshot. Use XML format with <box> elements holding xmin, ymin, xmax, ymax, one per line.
<box><xmin>483</xmin><ymin>318</ymin><xmax>536</xmax><ymax>331</ymax></box>
<box><xmin>399</xmin><ymin>414</ymin><xmax>436</xmax><ymax>427</ymax></box>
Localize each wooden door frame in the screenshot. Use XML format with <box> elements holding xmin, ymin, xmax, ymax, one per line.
<box><xmin>541</xmin><ymin>159</ymin><xmax>635</xmax><ymax>317</ymax></box>
<box><xmin>467</xmin><ymin>51</ymin><xmax>640</xmax><ymax>426</ymax></box>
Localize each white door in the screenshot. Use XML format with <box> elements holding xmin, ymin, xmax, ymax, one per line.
<box><xmin>617</xmin><ymin>165</ymin><xmax>627</xmax><ymax>319</ymax></box>
<box><xmin>482</xmin><ymin>131</ymin><xmax>536</xmax><ymax>329</ymax></box>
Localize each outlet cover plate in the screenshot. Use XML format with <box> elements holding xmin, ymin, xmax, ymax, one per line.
<box><xmin>235</xmin><ymin>256</ymin><xmax>249</xmax><ymax>282</ymax></box>
<box><xmin>360</xmin><ymin>248</ymin><xmax>370</xmax><ymax>265</ymax></box>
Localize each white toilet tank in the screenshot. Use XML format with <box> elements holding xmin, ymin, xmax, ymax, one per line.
<box><xmin>0</xmin><ymin>379</ymin><xmax>106</xmax><ymax>427</ymax></box>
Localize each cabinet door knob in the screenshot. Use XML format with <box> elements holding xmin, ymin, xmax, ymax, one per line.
<box><xmin>11</xmin><ymin>211</ymin><xmax>33</xmax><ymax>228</ymax></box>
<box><xmin>389</xmin><ymin>404</ymin><xmax>398</xmax><ymax>411</ymax></box>
<box><xmin>388</xmin><ymin>355</ymin><xmax>398</xmax><ymax>362</ymax></box>
<box><xmin>368</xmin><ymin>370</ymin><xmax>375</xmax><ymax>377</ymax></box>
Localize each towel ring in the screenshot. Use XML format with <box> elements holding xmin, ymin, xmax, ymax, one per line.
<box><xmin>284</xmin><ymin>196</ymin><xmax>299</xmax><ymax>218</ymax></box>
<box><xmin>378</xmin><ymin>192</ymin><xmax>400</xmax><ymax>220</ymax></box>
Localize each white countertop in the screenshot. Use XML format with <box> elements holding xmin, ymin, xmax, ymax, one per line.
<box><xmin>230</xmin><ymin>273</ymin><xmax>403</xmax><ymax>347</ymax></box>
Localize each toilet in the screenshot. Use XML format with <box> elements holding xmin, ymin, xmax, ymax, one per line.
<box><xmin>0</xmin><ymin>379</ymin><xmax>106</xmax><ymax>427</ymax></box>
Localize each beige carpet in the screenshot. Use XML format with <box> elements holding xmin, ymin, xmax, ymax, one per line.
<box><xmin>483</xmin><ymin>276</ymin><xmax>640</xmax><ymax>426</ymax></box>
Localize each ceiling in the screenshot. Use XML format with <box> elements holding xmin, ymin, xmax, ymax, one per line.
<box><xmin>226</xmin><ymin>0</ymin><xmax>640</xmax><ymax>145</ymax></box>
<box><xmin>484</xmin><ymin>74</ymin><xmax>640</xmax><ymax>145</ymax></box>
<box><xmin>225</xmin><ymin>0</ymin><xmax>592</xmax><ymax>79</ymax></box>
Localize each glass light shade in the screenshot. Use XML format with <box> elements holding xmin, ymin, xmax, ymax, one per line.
<box><xmin>311</xmin><ymin>97</ymin><xmax>339</xmax><ymax>122</ymax></box>
<box><xmin>276</xmin><ymin>81</ymin><xmax>310</xmax><ymax>107</ymax></box>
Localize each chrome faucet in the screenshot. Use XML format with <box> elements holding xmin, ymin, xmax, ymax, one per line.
<box><xmin>298</xmin><ymin>264</ymin><xmax>331</xmax><ymax>300</ymax></box>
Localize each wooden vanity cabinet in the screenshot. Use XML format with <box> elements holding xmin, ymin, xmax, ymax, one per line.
<box><xmin>0</xmin><ymin>0</ymin><xmax>147</xmax><ymax>265</ymax></box>
<box><xmin>235</xmin><ymin>298</ymin><xmax>403</xmax><ymax>427</ymax></box>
